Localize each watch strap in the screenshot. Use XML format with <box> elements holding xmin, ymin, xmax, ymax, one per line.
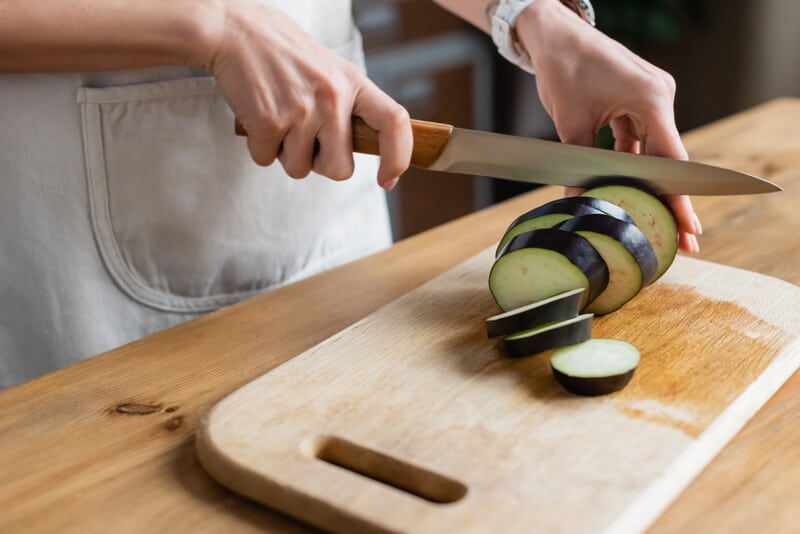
<box><xmin>491</xmin><ymin>0</ymin><xmax>596</xmax><ymax>74</ymax></box>
<box><xmin>491</xmin><ymin>0</ymin><xmax>539</xmax><ymax>74</ymax></box>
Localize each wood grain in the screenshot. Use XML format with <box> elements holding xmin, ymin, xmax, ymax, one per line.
<box><xmin>197</xmin><ymin>254</ymin><xmax>800</xmax><ymax>533</ymax></box>
<box><xmin>352</xmin><ymin>117</ymin><xmax>453</xmax><ymax>168</ymax></box>
<box><xmin>2</xmin><ymin>99</ymin><xmax>800</xmax><ymax>533</ymax></box>
<box><xmin>235</xmin><ymin>117</ymin><xmax>454</xmax><ymax>169</ymax></box>
<box><xmin>649</xmin><ymin>97</ymin><xmax>800</xmax><ymax>534</ymax></box>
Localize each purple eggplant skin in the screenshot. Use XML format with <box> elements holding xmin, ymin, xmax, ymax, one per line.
<box><xmin>496</xmin><ymin>197</ymin><xmax>635</xmax><ymax>257</ymax></box>
<box><xmin>502</xmin><ymin>197</ymin><xmax>634</xmax><ymax>234</ymax></box>
<box><xmin>503</xmin><ymin>315</ymin><xmax>593</xmax><ymax>359</ymax></box>
<box><xmin>498</xmin><ymin>229</ymin><xmax>610</xmax><ymax>306</ymax></box>
<box><xmin>486</xmin><ymin>288</ymin><xmax>584</xmax><ymax>338</ymax></box>
<box><xmin>556</xmin><ymin>214</ymin><xmax>658</xmax><ymax>286</ymax></box>
<box><xmin>580</xmin><ymin>184</ymin><xmax>678</xmax><ymax>281</ymax></box>
<box><xmin>551</xmin><ymin>367</ymin><xmax>635</xmax><ymax>396</ymax></box>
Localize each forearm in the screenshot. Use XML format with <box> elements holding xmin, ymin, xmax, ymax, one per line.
<box><xmin>430</xmin><ymin>0</ymin><xmax>495</xmax><ymax>33</ymax></box>
<box><xmin>431</xmin><ymin>0</ymin><xmax>568</xmax><ymax>35</ymax></box>
<box><xmin>0</xmin><ymin>0</ymin><xmax>222</xmax><ymax>72</ymax></box>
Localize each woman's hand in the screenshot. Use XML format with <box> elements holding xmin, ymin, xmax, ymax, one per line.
<box><xmin>199</xmin><ymin>0</ymin><xmax>412</xmax><ymax>189</ymax></box>
<box><xmin>0</xmin><ymin>0</ymin><xmax>411</xmax><ymax>188</ymax></box>
<box><xmin>516</xmin><ymin>0</ymin><xmax>702</xmax><ymax>253</ymax></box>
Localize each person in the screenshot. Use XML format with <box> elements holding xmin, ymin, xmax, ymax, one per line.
<box><xmin>0</xmin><ymin>0</ymin><xmax>701</xmax><ymax>389</ymax></box>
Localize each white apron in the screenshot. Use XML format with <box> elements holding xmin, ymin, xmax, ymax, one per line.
<box><xmin>0</xmin><ymin>1</ymin><xmax>391</xmax><ymax>389</ymax></box>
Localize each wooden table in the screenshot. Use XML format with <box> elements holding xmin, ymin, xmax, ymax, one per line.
<box><xmin>2</xmin><ymin>99</ymin><xmax>799</xmax><ymax>533</ymax></box>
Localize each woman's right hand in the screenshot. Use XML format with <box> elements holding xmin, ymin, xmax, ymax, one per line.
<box><xmin>198</xmin><ymin>0</ymin><xmax>412</xmax><ymax>189</ymax></box>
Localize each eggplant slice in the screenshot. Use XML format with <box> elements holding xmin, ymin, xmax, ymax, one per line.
<box><xmin>490</xmin><ymin>229</ymin><xmax>609</xmax><ymax>312</ymax></box>
<box><xmin>486</xmin><ymin>287</ymin><xmax>585</xmax><ymax>338</ymax></box>
<box><xmin>503</xmin><ymin>313</ymin><xmax>593</xmax><ymax>359</ymax></box>
<box><xmin>551</xmin><ymin>339</ymin><xmax>640</xmax><ymax>396</ymax></box>
<box><xmin>496</xmin><ymin>197</ymin><xmax>635</xmax><ymax>257</ymax></box>
<box><xmin>557</xmin><ymin>214</ymin><xmax>658</xmax><ymax>314</ymax></box>
<box><xmin>580</xmin><ymin>185</ymin><xmax>678</xmax><ymax>280</ymax></box>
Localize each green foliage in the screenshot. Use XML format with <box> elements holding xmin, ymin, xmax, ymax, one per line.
<box><xmin>590</xmin><ymin>1</ymin><xmax>708</xmax><ymax>149</ymax></box>
<box><xmin>595</xmin><ymin>125</ymin><xmax>614</xmax><ymax>149</ymax></box>
<box><xmin>592</xmin><ymin>0</ymin><xmax>708</xmax><ymax>48</ymax></box>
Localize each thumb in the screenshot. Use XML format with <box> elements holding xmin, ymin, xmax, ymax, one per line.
<box><xmin>353</xmin><ymin>78</ymin><xmax>412</xmax><ymax>188</ymax></box>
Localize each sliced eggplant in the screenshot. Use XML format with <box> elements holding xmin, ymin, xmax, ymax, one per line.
<box><xmin>503</xmin><ymin>313</ymin><xmax>593</xmax><ymax>359</ymax></box>
<box><xmin>490</xmin><ymin>229</ymin><xmax>609</xmax><ymax>312</ymax></box>
<box><xmin>556</xmin><ymin>214</ymin><xmax>658</xmax><ymax>314</ymax></box>
<box><xmin>486</xmin><ymin>287</ymin><xmax>585</xmax><ymax>338</ymax></box>
<box><xmin>496</xmin><ymin>197</ymin><xmax>634</xmax><ymax>257</ymax></box>
<box><xmin>550</xmin><ymin>339</ymin><xmax>640</xmax><ymax>396</ymax></box>
<box><xmin>580</xmin><ymin>185</ymin><xmax>678</xmax><ymax>280</ymax></box>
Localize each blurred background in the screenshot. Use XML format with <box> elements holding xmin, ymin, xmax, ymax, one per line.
<box><xmin>353</xmin><ymin>0</ymin><xmax>800</xmax><ymax>240</ymax></box>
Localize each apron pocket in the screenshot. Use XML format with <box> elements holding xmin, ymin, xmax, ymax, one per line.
<box><xmin>78</xmin><ymin>77</ymin><xmax>304</xmax><ymax>313</ymax></box>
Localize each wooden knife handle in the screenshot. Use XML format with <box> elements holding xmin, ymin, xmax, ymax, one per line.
<box><xmin>234</xmin><ymin>117</ymin><xmax>453</xmax><ymax>169</ymax></box>
<box><xmin>352</xmin><ymin>117</ymin><xmax>453</xmax><ymax>168</ymax></box>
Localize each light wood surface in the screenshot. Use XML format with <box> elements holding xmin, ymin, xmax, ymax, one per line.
<box><xmin>198</xmin><ymin>253</ymin><xmax>800</xmax><ymax>533</ymax></box>
<box><xmin>352</xmin><ymin>117</ymin><xmax>454</xmax><ymax>168</ymax></box>
<box><xmin>2</xmin><ymin>99</ymin><xmax>800</xmax><ymax>533</ymax></box>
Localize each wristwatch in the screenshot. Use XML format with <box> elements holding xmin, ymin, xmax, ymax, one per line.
<box><xmin>491</xmin><ymin>0</ymin><xmax>596</xmax><ymax>74</ymax></box>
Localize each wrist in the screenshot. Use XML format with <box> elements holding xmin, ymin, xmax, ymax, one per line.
<box><xmin>491</xmin><ymin>0</ymin><xmax>594</xmax><ymax>74</ymax></box>
<box><xmin>516</xmin><ymin>0</ymin><xmax>563</xmax><ymax>28</ymax></box>
<box><xmin>179</xmin><ymin>0</ymin><xmax>229</xmax><ymax>70</ymax></box>
<box><xmin>516</xmin><ymin>0</ymin><xmax>593</xmax><ymax>71</ymax></box>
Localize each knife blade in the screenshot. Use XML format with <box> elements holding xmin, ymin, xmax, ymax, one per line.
<box><xmin>234</xmin><ymin>118</ymin><xmax>781</xmax><ymax>195</ymax></box>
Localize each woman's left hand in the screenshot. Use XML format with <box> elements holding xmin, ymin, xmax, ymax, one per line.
<box><xmin>515</xmin><ymin>0</ymin><xmax>702</xmax><ymax>253</ymax></box>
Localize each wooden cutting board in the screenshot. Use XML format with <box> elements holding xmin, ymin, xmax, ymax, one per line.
<box><xmin>197</xmin><ymin>250</ymin><xmax>800</xmax><ymax>534</ymax></box>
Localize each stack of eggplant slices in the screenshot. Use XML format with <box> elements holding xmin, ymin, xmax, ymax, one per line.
<box><xmin>487</xmin><ymin>184</ymin><xmax>678</xmax><ymax>396</ymax></box>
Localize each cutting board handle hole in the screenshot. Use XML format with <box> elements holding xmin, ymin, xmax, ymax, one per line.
<box><xmin>303</xmin><ymin>435</ymin><xmax>468</xmax><ymax>505</ymax></box>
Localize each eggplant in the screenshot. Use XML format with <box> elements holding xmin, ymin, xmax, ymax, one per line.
<box><xmin>503</xmin><ymin>313</ymin><xmax>593</xmax><ymax>359</ymax></box>
<box><xmin>550</xmin><ymin>339</ymin><xmax>640</xmax><ymax>396</ymax></box>
<box><xmin>489</xmin><ymin>229</ymin><xmax>609</xmax><ymax>312</ymax></box>
<box><xmin>580</xmin><ymin>185</ymin><xmax>678</xmax><ymax>280</ymax></box>
<box><xmin>486</xmin><ymin>287</ymin><xmax>585</xmax><ymax>338</ymax></box>
<box><xmin>496</xmin><ymin>197</ymin><xmax>635</xmax><ymax>257</ymax></box>
<box><xmin>556</xmin><ymin>214</ymin><xmax>658</xmax><ymax>314</ymax></box>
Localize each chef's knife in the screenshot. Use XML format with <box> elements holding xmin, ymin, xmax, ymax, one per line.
<box><xmin>234</xmin><ymin>118</ymin><xmax>780</xmax><ymax>195</ymax></box>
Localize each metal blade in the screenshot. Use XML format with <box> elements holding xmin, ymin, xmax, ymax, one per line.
<box><xmin>428</xmin><ymin>128</ymin><xmax>781</xmax><ymax>195</ymax></box>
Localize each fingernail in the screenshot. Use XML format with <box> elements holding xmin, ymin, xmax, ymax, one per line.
<box><xmin>692</xmin><ymin>212</ymin><xmax>703</xmax><ymax>235</ymax></box>
<box><xmin>382</xmin><ymin>177</ymin><xmax>399</xmax><ymax>191</ymax></box>
<box><xmin>689</xmin><ymin>234</ymin><xmax>700</xmax><ymax>253</ymax></box>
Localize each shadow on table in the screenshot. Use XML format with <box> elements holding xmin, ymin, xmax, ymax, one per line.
<box><xmin>170</xmin><ymin>437</ymin><xmax>320</xmax><ymax>533</ymax></box>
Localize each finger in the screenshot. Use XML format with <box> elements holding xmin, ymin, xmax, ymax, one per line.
<box><xmin>353</xmin><ymin>78</ymin><xmax>411</xmax><ymax>188</ymax></box>
<box><xmin>615</xmin><ymin>137</ymin><xmax>640</xmax><ymax>154</ymax></box>
<box><xmin>245</xmin><ymin>120</ymin><xmax>287</xmax><ymax>167</ymax></box>
<box><xmin>313</xmin><ymin>105</ymin><xmax>355</xmax><ymax>181</ymax></box>
<box><xmin>678</xmin><ymin>231</ymin><xmax>700</xmax><ymax>254</ymax></box>
<box><xmin>555</xmin><ymin>120</ymin><xmax>596</xmax><ymax>148</ymax></box>
<box><xmin>278</xmin><ymin>118</ymin><xmax>320</xmax><ymax>179</ymax></box>
<box><xmin>564</xmin><ymin>186</ymin><xmax>584</xmax><ymax>197</ymax></box>
<box><xmin>610</xmin><ymin>116</ymin><xmax>641</xmax><ymax>154</ymax></box>
<box><xmin>633</xmin><ymin>113</ymin><xmax>701</xmax><ymax>237</ymax></box>
<box><xmin>637</xmin><ymin>110</ymin><xmax>688</xmax><ymax>161</ymax></box>
<box><xmin>383</xmin><ymin>177</ymin><xmax>400</xmax><ymax>191</ymax></box>
<box><xmin>664</xmin><ymin>194</ymin><xmax>701</xmax><ymax>237</ymax></box>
